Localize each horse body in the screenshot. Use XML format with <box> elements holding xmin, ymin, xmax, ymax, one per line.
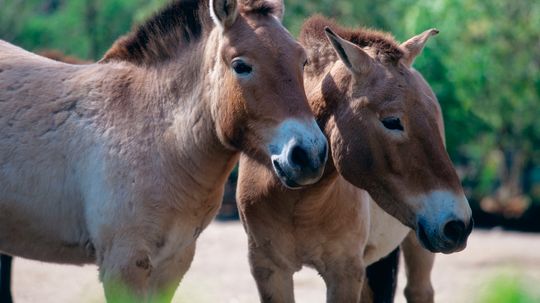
<box><xmin>0</xmin><ymin>1</ymin><xmax>329</xmax><ymax>301</ymax></box>
<box><xmin>238</xmin><ymin>16</ymin><xmax>470</xmax><ymax>303</ymax></box>
<box><xmin>239</xmin><ymin>164</ymin><xmax>369</xmax><ymax>302</ymax></box>
<box><xmin>0</xmin><ymin>42</ymin><xmax>226</xmax><ymax>264</ymax></box>
<box><xmin>239</xmin><ymin>156</ymin><xmax>418</xmax><ymax>302</ymax></box>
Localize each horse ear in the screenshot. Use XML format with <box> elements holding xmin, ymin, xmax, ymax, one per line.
<box><xmin>400</xmin><ymin>28</ymin><xmax>439</xmax><ymax>67</ymax></box>
<box><xmin>324</xmin><ymin>27</ymin><xmax>372</xmax><ymax>75</ymax></box>
<box><xmin>210</xmin><ymin>0</ymin><xmax>239</xmax><ymax>29</ymax></box>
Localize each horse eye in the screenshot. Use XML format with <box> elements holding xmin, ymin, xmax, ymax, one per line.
<box><xmin>381</xmin><ymin>117</ymin><xmax>404</xmax><ymax>131</ymax></box>
<box><xmin>232</xmin><ymin>59</ymin><xmax>252</xmax><ymax>76</ymax></box>
<box><xmin>302</xmin><ymin>59</ymin><xmax>308</xmax><ymax>69</ymax></box>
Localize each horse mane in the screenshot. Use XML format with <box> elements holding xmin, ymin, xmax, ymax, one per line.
<box><xmin>299</xmin><ymin>15</ymin><xmax>404</xmax><ymax>65</ymax></box>
<box><xmin>101</xmin><ymin>0</ymin><xmax>213</xmax><ymax>65</ymax></box>
<box><xmin>239</xmin><ymin>0</ymin><xmax>282</xmax><ymax>16</ymax></box>
<box><xmin>101</xmin><ymin>0</ymin><xmax>281</xmax><ymax>66</ymax></box>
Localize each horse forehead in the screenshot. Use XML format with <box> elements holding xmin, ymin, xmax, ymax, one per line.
<box><xmin>229</xmin><ymin>16</ymin><xmax>299</xmax><ymax>58</ymax></box>
<box><xmin>360</xmin><ymin>73</ymin><xmax>406</xmax><ymax>110</ymax></box>
<box><xmin>369</xmin><ymin>67</ymin><xmax>433</xmax><ymax>111</ymax></box>
<box><xmin>403</xmin><ymin>78</ymin><xmax>441</xmax><ymax>119</ymax></box>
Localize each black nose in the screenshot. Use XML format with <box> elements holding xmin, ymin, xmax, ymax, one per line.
<box><xmin>443</xmin><ymin>220</ymin><xmax>466</xmax><ymax>244</ymax></box>
<box><xmin>290</xmin><ymin>145</ymin><xmax>310</xmax><ymax>169</ymax></box>
<box><xmin>319</xmin><ymin>143</ymin><xmax>328</xmax><ymax>163</ymax></box>
<box><xmin>417</xmin><ymin>221</ymin><xmax>435</xmax><ymax>252</ymax></box>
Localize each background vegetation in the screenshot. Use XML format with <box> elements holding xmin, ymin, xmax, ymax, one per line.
<box><xmin>1</xmin><ymin>0</ymin><xmax>539</xmax><ymax>225</ymax></box>
<box><xmin>476</xmin><ymin>271</ymin><xmax>540</xmax><ymax>303</ymax></box>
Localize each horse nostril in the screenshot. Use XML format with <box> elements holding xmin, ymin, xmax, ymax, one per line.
<box><xmin>443</xmin><ymin>220</ymin><xmax>466</xmax><ymax>244</ymax></box>
<box><xmin>290</xmin><ymin>145</ymin><xmax>310</xmax><ymax>169</ymax></box>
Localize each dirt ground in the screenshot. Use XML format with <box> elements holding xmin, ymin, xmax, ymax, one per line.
<box><xmin>10</xmin><ymin>222</ymin><xmax>540</xmax><ymax>303</ymax></box>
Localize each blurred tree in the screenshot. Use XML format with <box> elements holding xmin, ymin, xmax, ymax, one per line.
<box><xmin>0</xmin><ymin>0</ymin><xmax>168</xmax><ymax>60</ymax></box>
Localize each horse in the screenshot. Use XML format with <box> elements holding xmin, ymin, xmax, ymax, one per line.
<box><xmin>236</xmin><ymin>16</ymin><xmax>472</xmax><ymax>303</ymax></box>
<box><xmin>0</xmin><ymin>0</ymin><xmax>329</xmax><ymax>301</ymax></box>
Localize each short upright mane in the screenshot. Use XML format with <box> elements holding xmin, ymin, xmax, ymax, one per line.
<box><xmin>101</xmin><ymin>0</ymin><xmax>212</xmax><ymax>65</ymax></box>
<box><xmin>239</xmin><ymin>0</ymin><xmax>282</xmax><ymax>17</ymax></box>
<box><xmin>300</xmin><ymin>15</ymin><xmax>404</xmax><ymax>65</ymax></box>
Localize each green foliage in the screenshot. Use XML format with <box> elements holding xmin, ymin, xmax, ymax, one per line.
<box><xmin>0</xmin><ymin>0</ymin><xmax>169</xmax><ymax>60</ymax></box>
<box><xmin>476</xmin><ymin>273</ymin><xmax>540</xmax><ymax>303</ymax></box>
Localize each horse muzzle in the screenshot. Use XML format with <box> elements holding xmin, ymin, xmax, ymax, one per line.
<box><xmin>269</xmin><ymin>118</ymin><xmax>328</xmax><ymax>188</ymax></box>
<box><xmin>417</xmin><ymin>217</ymin><xmax>474</xmax><ymax>253</ymax></box>
<box><xmin>412</xmin><ymin>190</ymin><xmax>474</xmax><ymax>253</ymax></box>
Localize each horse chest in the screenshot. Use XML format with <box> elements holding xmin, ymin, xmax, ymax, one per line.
<box><xmin>150</xmin><ymin>197</ymin><xmax>220</xmax><ymax>265</ymax></box>
<box><xmin>151</xmin><ymin>221</ymin><xmax>195</xmax><ymax>264</ymax></box>
<box><xmin>364</xmin><ymin>201</ymin><xmax>410</xmax><ymax>265</ymax></box>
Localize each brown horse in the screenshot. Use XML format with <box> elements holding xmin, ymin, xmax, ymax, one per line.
<box><xmin>237</xmin><ymin>16</ymin><xmax>472</xmax><ymax>302</ymax></box>
<box><xmin>0</xmin><ymin>1</ymin><xmax>328</xmax><ymax>301</ymax></box>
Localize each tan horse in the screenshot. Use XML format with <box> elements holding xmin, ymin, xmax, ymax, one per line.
<box><xmin>237</xmin><ymin>16</ymin><xmax>472</xmax><ymax>302</ymax></box>
<box><xmin>0</xmin><ymin>1</ymin><xmax>328</xmax><ymax>301</ymax></box>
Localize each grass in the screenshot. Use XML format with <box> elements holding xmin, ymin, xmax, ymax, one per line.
<box><xmin>476</xmin><ymin>272</ymin><xmax>540</xmax><ymax>303</ymax></box>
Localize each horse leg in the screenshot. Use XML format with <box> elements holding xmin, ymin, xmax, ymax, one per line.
<box><xmin>248</xmin><ymin>246</ymin><xmax>295</xmax><ymax>303</ymax></box>
<box><xmin>0</xmin><ymin>254</ymin><xmax>13</xmax><ymax>303</ymax></box>
<box><xmin>0</xmin><ymin>255</ymin><xmax>13</xmax><ymax>302</ymax></box>
<box><xmin>365</xmin><ymin>247</ymin><xmax>400</xmax><ymax>303</ymax></box>
<box><xmin>319</xmin><ymin>255</ymin><xmax>365</xmax><ymax>303</ymax></box>
<box><xmin>401</xmin><ymin>231</ymin><xmax>435</xmax><ymax>303</ymax></box>
<box><xmin>148</xmin><ymin>243</ymin><xmax>197</xmax><ymax>303</ymax></box>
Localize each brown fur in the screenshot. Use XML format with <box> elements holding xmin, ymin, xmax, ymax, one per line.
<box><xmin>0</xmin><ymin>1</ymin><xmax>322</xmax><ymax>302</ymax></box>
<box><xmin>237</xmin><ymin>16</ymin><xmax>472</xmax><ymax>303</ymax></box>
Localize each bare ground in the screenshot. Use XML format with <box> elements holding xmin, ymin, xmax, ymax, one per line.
<box><xmin>10</xmin><ymin>222</ymin><xmax>540</xmax><ymax>303</ymax></box>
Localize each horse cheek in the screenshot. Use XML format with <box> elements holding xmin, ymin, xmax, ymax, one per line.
<box><xmin>217</xmin><ymin>96</ymin><xmax>247</xmax><ymax>151</ymax></box>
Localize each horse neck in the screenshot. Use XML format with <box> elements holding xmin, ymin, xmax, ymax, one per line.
<box><xmin>291</xmin><ymin>174</ymin><xmax>364</xmax><ymax>229</ymax></box>
<box><xmin>288</xmin><ymin>62</ymin><xmax>361</xmax><ymax>224</ymax></box>
<box><xmin>140</xmin><ymin>30</ymin><xmax>239</xmax><ymax>199</ymax></box>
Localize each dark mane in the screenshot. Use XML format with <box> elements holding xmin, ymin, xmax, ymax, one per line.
<box><xmin>299</xmin><ymin>15</ymin><xmax>404</xmax><ymax>64</ymax></box>
<box><xmin>239</xmin><ymin>0</ymin><xmax>282</xmax><ymax>17</ymax></box>
<box><xmin>101</xmin><ymin>0</ymin><xmax>212</xmax><ymax>65</ymax></box>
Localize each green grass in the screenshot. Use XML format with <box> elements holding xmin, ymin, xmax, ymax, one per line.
<box><xmin>476</xmin><ymin>273</ymin><xmax>540</xmax><ymax>303</ymax></box>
